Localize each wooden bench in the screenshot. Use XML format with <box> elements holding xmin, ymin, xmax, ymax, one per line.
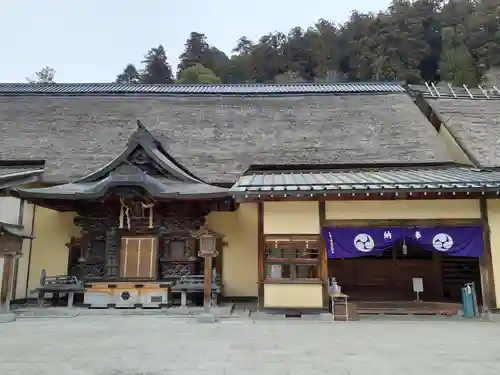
<box><xmin>171</xmin><ymin>275</ymin><xmax>222</xmax><ymax>308</ymax></box>
<box><xmin>35</xmin><ymin>273</ymin><xmax>84</xmax><ymax>308</ymax></box>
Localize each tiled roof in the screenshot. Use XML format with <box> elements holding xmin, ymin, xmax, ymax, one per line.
<box><xmin>231</xmin><ymin>165</ymin><xmax>500</xmax><ymax>195</ymax></box>
<box><xmin>0</xmin><ymin>82</ymin><xmax>406</xmax><ymax>96</ymax></box>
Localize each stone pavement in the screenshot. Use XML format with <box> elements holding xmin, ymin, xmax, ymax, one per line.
<box><xmin>1</xmin><ymin>315</ymin><xmax>500</xmax><ymax>375</ymax></box>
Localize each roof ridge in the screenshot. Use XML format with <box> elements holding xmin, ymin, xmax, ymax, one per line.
<box><xmin>0</xmin><ymin>82</ymin><xmax>406</xmax><ymax>96</ymax></box>
<box><xmin>409</xmin><ymin>83</ymin><xmax>500</xmax><ymax>100</ymax></box>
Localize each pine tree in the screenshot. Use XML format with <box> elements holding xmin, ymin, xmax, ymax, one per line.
<box><xmin>141</xmin><ymin>45</ymin><xmax>173</xmax><ymax>84</ymax></box>
<box><xmin>27</xmin><ymin>66</ymin><xmax>56</xmax><ymax>84</ymax></box>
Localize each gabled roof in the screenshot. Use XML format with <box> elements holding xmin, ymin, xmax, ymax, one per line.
<box><xmin>409</xmin><ymin>84</ymin><xmax>500</xmax><ymax>168</ymax></box>
<box><xmin>0</xmin><ymin>82</ymin><xmax>454</xmax><ymax>184</ymax></box>
<box><xmin>13</xmin><ymin>121</ymin><xmax>229</xmax><ymax>200</ymax></box>
<box><xmin>0</xmin><ymin>160</ymin><xmax>44</xmax><ymax>189</ymax></box>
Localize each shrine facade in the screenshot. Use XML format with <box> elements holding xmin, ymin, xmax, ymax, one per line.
<box><xmin>13</xmin><ymin>122</ymin><xmax>235</xmax><ymax>308</ymax></box>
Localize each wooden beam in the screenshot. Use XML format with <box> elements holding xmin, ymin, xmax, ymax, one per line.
<box><xmin>257</xmin><ymin>202</ymin><xmax>264</xmax><ymax>309</ymax></box>
<box><xmin>432</xmin><ymin>252</ymin><xmax>443</xmax><ymax>300</ymax></box>
<box><xmin>324</xmin><ymin>218</ymin><xmax>482</xmax><ymax>227</ymax></box>
<box><xmin>318</xmin><ymin>201</ymin><xmax>328</xmax><ymax>309</ymax></box>
<box><xmin>236</xmin><ymin>191</ymin><xmax>498</xmax><ymax>203</ymax></box>
<box><xmin>480</xmin><ymin>198</ymin><xmax>496</xmax><ymax>312</ymax></box>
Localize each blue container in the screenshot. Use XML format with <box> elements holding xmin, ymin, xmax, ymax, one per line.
<box><xmin>461</xmin><ymin>284</ymin><xmax>476</xmax><ymax>318</ymax></box>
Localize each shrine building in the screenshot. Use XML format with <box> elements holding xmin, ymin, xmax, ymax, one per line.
<box><xmin>1</xmin><ymin>82</ymin><xmax>500</xmax><ymax>315</ymax></box>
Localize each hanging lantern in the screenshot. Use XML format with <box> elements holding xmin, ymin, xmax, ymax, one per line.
<box><xmin>402</xmin><ymin>236</ymin><xmax>408</xmax><ymax>256</ymax></box>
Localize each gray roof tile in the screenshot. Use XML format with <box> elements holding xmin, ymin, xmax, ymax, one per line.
<box><xmin>0</xmin><ymin>82</ymin><xmax>406</xmax><ymax>95</ymax></box>
<box><xmin>232</xmin><ymin>165</ymin><xmax>500</xmax><ymax>194</ymax></box>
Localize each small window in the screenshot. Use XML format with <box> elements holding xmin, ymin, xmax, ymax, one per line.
<box><xmin>264</xmin><ymin>236</ymin><xmax>321</xmax><ymax>281</ymax></box>
<box><xmin>295</xmin><ymin>264</ymin><xmax>319</xmax><ymax>279</ymax></box>
<box><xmin>265</xmin><ymin>264</ymin><xmax>292</xmax><ymax>279</ymax></box>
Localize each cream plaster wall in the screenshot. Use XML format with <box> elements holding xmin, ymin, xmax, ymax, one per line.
<box><xmin>263</xmin><ymin>201</ymin><xmax>320</xmax><ymax>234</ymax></box>
<box><xmin>206</xmin><ymin>203</ymin><xmax>259</xmax><ymax>297</ymax></box>
<box><xmin>24</xmin><ymin>207</ymin><xmax>80</xmax><ymax>297</ymax></box>
<box><xmin>326</xmin><ymin>200</ymin><xmax>481</xmax><ymax>220</ymax></box>
<box><xmin>486</xmin><ymin>200</ymin><xmax>500</xmax><ymax>308</ymax></box>
<box><xmin>263</xmin><ymin>283</ymin><xmax>323</xmax><ymax>308</ymax></box>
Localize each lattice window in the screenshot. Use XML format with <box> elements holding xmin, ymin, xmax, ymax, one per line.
<box><xmin>264</xmin><ymin>236</ymin><xmax>321</xmax><ymax>280</ymax></box>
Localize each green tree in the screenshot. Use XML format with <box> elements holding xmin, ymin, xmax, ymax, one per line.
<box><xmin>439</xmin><ymin>25</ymin><xmax>478</xmax><ymax>85</ymax></box>
<box><xmin>27</xmin><ymin>66</ymin><xmax>56</xmax><ymax>84</ymax></box>
<box><xmin>311</xmin><ymin>19</ymin><xmax>342</xmax><ymax>81</ymax></box>
<box><xmin>248</xmin><ymin>32</ymin><xmax>287</xmax><ymax>82</ymax></box>
<box><xmin>177</xmin><ymin>32</ymin><xmax>230</xmax><ymax>82</ymax></box>
<box><xmin>115</xmin><ymin>0</ymin><xmax>499</xmax><ymax>86</ymax></box>
<box><xmin>116</xmin><ymin>64</ymin><xmax>141</xmax><ymax>84</ymax></box>
<box><xmin>227</xmin><ymin>37</ymin><xmax>255</xmax><ymax>83</ymax></box>
<box><xmin>141</xmin><ymin>45</ymin><xmax>173</xmax><ymax>84</ymax></box>
<box><xmin>468</xmin><ymin>0</ymin><xmax>500</xmax><ymax>74</ymax></box>
<box><xmin>178</xmin><ymin>32</ymin><xmax>211</xmax><ymax>74</ymax></box>
<box><xmin>282</xmin><ymin>27</ymin><xmax>318</xmax><ymax>81</ymax></box>
<box><xmin>178</xmin><ymin>64</ymin><xmax>222</xmax><ymax>84</ymax></box>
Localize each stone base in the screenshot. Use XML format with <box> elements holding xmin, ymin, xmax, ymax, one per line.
<box><xmin>0</xmin><ymin>312</ymin><xmax>16</xmax><ymax>323</ymax></box>
<box><xmin>197</xmin><ymin>312</ymin><xmax>217</xmax><ymax>323</ymax></box>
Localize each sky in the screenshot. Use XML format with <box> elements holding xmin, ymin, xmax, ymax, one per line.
<box><xmin>0</xmin><ymin>0</ymin><xmax>391</xmax><ymax>83</ymax></box>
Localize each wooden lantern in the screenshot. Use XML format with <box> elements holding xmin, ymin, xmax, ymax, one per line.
<box><xmin>0</xmin><ymin>223</ymin><xmax>30</xmax><ymax>257</ymax></box>
<box><xmin>192</xmin><ymin>226</ymin><xmax>223</xmax><ymax>310</ymax></box>
<box><xmin>0</xmin><ymin>222</ymin><xmax>31</xmax><ymax>313</ymax></box>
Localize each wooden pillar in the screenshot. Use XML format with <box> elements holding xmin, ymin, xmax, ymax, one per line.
<box><xmin>203</xmin><ymin>254</ymin><xmax>213</xmax><ymax>311</ymax></box>
<box><xmin>318</xmin><ymin>201</ymin><xmax>329</xmax><ymax>309</ymax></box>
<box><xmin>432</xmin><ymin>252</ymin><xmax>443</xmax><ymax>300</ymax></box>
<box><xmin>480</xmin><ymin>198</ymin><xmax>496</xmax><ymax>312</ymax></box>
<box><xmin>257</xmin><ymin>202</ymin><xmax>264</xmax><ymax>310</ymax></box>
<box><xmin>1</xmin><ymin>255</ymin><xmax>15</xmax><ymax>312</ymax></box>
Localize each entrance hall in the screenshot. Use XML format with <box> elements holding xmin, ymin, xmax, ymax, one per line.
<box><xmin>326</xmin><ymin>225</ymin><xmax>483</xmax><ymax>304</ymax></box>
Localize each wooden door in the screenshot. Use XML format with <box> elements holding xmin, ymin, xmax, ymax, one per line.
<box><xmin>120</xmin><ymin>237</ymin><xmax>158</xmax><ymax>279</ymax></box>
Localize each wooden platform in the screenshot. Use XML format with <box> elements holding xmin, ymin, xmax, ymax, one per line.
<box><xmin>355</xmin><ymin>301</ymin><xmax>461</xmax><ymax>316</ymax></box>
